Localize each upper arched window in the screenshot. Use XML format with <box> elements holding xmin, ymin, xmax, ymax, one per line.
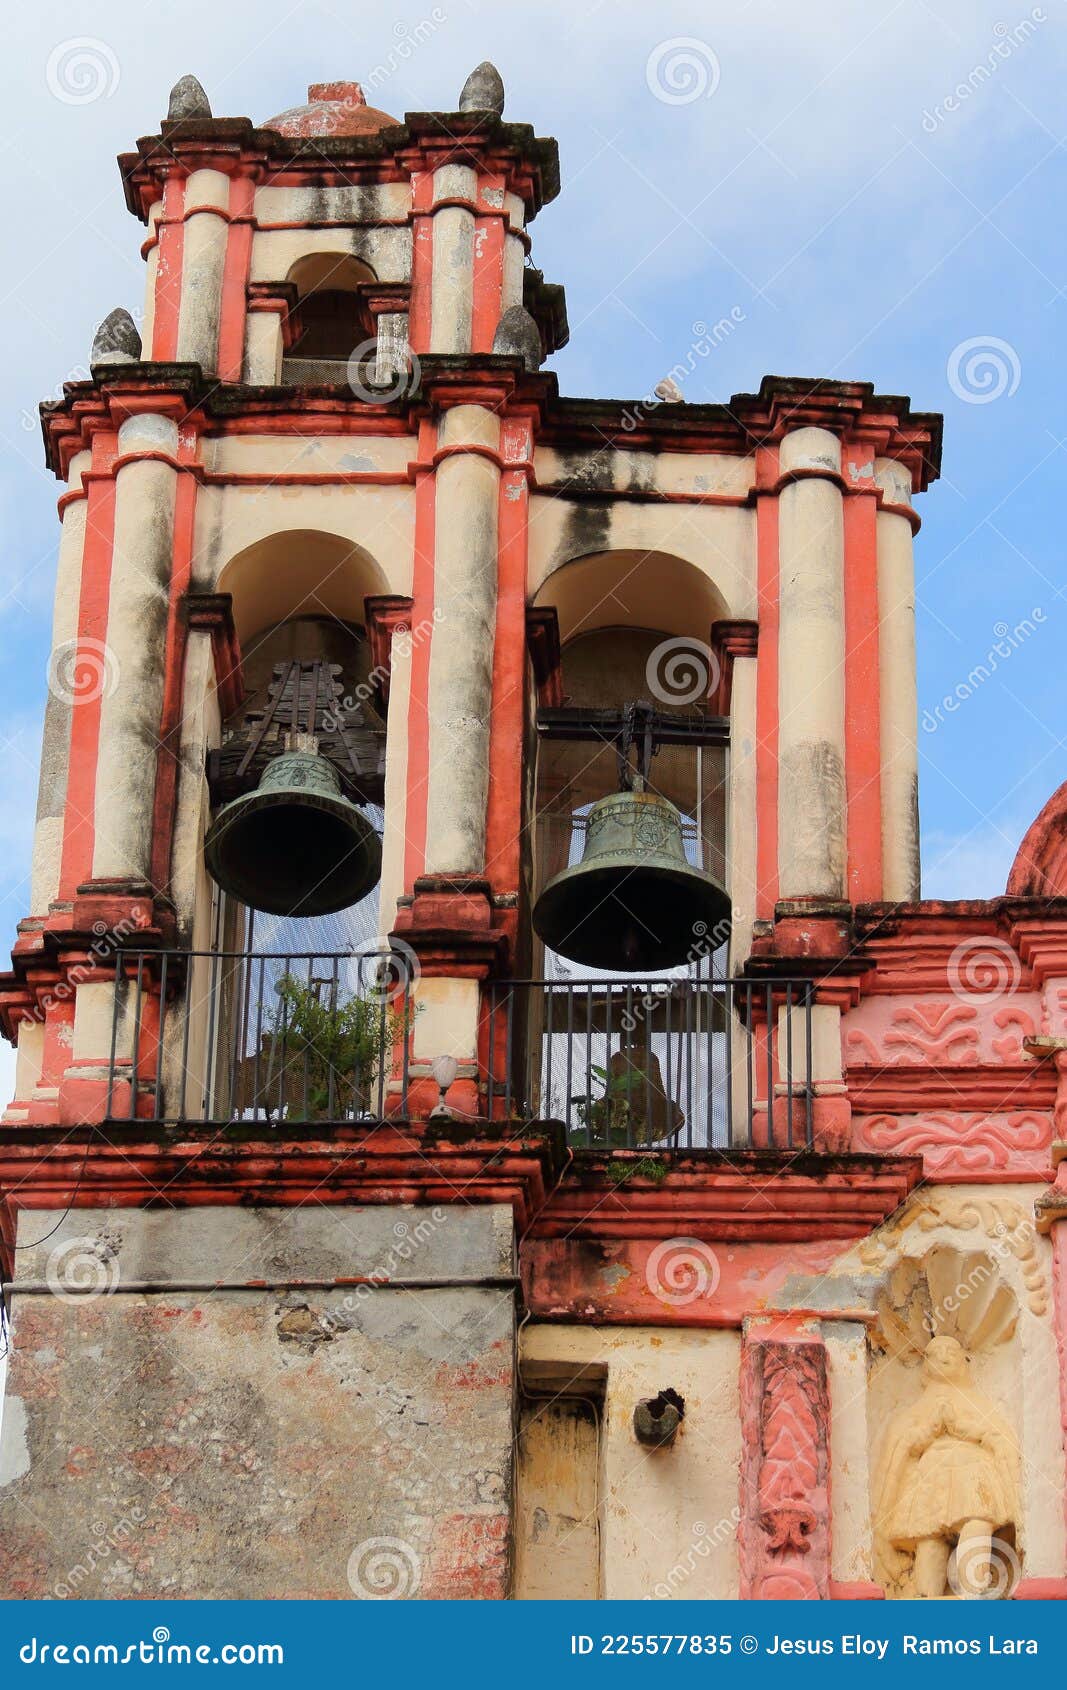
<box><xmin>286</xmin><ymin>253</ymin><xmax>376</xmax><ymax>363</ymax></box>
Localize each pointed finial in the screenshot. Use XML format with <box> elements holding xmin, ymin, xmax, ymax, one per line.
<box><xmin>492</xmin><ymin>304</ymin><xmax>542</xmax><ymax>372</ymax></box>
<box><xmin>459</xmin><ymin>62</ymin><xmax>505</xmax><ymax>116</ymax></box>
<box><xmin>167</xmin><ymin>74</ymin><xmax>212</xmax><ymax>121</ymax></box>
<box><xmin>91</xmin><ymin>308</ymin><xmax>142</xmax><ymax>366</ymax></box>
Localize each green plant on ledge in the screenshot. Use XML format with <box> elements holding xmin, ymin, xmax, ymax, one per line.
<box><xmin>259</xmin><ymin>973</ymin><xmax>406</xmax><ymax>1122</ymax></box>
<box><xmin>569</xmin><ymin>1057</ymin><xmax>684</xmax><ymax>1150</ymax></box>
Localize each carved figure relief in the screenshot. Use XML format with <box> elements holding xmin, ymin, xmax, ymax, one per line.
<box><xmin>873</xmin><ymin>1337</ymin><xmax>1020</xmax><ymax>1599</ymax></box>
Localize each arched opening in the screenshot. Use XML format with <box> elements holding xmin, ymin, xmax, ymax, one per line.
<box><xmin>519</xmin><ymin>551</ymin><xmax>735</xmax><ymax>1150</ymax></box>
<box><xmin>285</xmin><ymin>252</ymin><xmax>376</xmax><ymax>366</ymax></box>
<box><xmin>179</xmin><ymin>531</ymin><xmax>402</xmax><ymax>1124</ymax></box>
<box><xmin>214</xmin><ymin>531</ymin><xmax>391</xmax><ymax>956</ymax></box>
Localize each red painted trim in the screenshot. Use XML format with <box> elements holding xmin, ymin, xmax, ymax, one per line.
<box><xmin>150</xmin><ymin>435</ymin><xmax>198</xmax><ymax>894</ymax></box>
<box><xmin>844</xmin><ymin>490</ymin><xmax>883</xmax><ymax>902</ymax></box>
<box><xmin>403</xmin><ymin>417</ymin><xmax>437</xmax><ymax>890</ymax></box>
<box><xmin>217</xmin><ymin>176</ymin><xmax>255</xmax><ymax>382</ymax></box>
<box><xmin>408</xmin><ymin>171</ymin><xmax>434</xmax><ymax>354</ymax></box>
<box><xmin>151</xmin><ymin>176</ymin><xmax>185</xmax><ymax>362</ymax></box>
<box><xmin>486</xmin><ymin>415</ymin><xmax>530</xmax><ymax>894</ymax></box>
<box><xmin>58</xmin><ymin>435</ymin><xmax>119</xmax><ymax>899</ymax></box>
<box><xmin>754</xmin><ymin>449</ymin><xmax>779</xmax><ymax>917</ymax></box>
<box><xmin>471</xmin><ymin>175</ymin><xmax>507</xmax><ymax>353</ymax></box>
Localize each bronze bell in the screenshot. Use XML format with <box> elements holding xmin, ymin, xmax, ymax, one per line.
<box><xmin>533</xmin><ymin>785</ymin><xmax>730</xmax><ymax>971</ymax></box>
<box><xmin>204</xmin><ymin>736</ymin><xmax>381</xmax><ymax>917</ymax></box>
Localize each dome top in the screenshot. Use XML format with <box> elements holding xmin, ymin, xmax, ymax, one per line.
<box><xmin>266</xmin><ymin>82</ymin><xmax>399</xmax><ymax>138</ymax></box>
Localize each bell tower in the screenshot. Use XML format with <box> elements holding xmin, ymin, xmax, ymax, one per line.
<box><xmin>19</xmin><ymin>62</ymin><xmax>1067</xmax><ymax>1615</ymax></box>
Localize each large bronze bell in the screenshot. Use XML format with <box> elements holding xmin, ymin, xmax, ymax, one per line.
<box><xmin>533</xmin><ymin>785</ymin><xmax>730</xmax><ymax>972</ymax></box>
<box><xmin>204</xmin><ymin>737</ymin><xmax>381</xmax><ymax>917</ymax></box>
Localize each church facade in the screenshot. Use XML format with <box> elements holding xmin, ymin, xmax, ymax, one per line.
<box><xmin>0</xmin><ymin>66</ymin><xmax>1065</xmax><ymax>1601</ymax></box>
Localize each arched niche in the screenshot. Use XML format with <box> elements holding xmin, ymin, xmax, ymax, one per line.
<box><xmin>209</xmin><ymin>531</ymin><xmax>392</xmax><ymax>956</ymax></box>
<box><xmin>529</xmin><ymin>550</ymin><xmax>732</xmax><ymax>980</ymax></box>
<box><xmin>286</xmin><ymin>251</ymin><xmax>376</xmax><ymax>362</ymax></box>
<box><xmin>533</xmin><ymin>547</ymin><xmax>730</xmax><ymax>648</ymax></box>
<box><xmin>217</xmin><ymin>529</ymin><xmax>389</xmax><ymax>654</ymax></box>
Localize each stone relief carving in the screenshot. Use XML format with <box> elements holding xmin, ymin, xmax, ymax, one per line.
<box><xmin>739</xmin><ymin>1332</ymin><xmax>830</xmax><ymax>1600</ymax></box>
<box><xmin>873</xmin><ymin>1337</ymin><xmax>1020</xmax><ymax>1599</ymax></box>
<box><xmin>872</xmin><ymin>1246</ymin><xmax>1018</xmax><ymax>1362</ymax></box>
<box><xmin>857</xmin><ymin>1194</ymin><xmax>1049</xmax><ymax>1318</ymax></box>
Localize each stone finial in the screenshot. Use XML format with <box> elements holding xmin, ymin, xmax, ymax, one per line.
<box><xmin>654</xmin><ymin>377</ymin><xmax>684</xmax><ymax>403</ymax></box>
<box><xmin>492</xmin><ymin>304</ymin><xmax>542</xmax><ymax>372</ymax></box>
<box><xmin>91</xmin><ymin>308</ymin><xmax>142</xmax><ymax>366</ymax></box>
<box><xmin>167</xmin><ymin>74</ymin><xmax>212</xmax><ymax>121</ymax></box>
<box><xmin>459</xmin><ymin>61</ymin><xmax>505</xmax><ymax>116</ymax></box>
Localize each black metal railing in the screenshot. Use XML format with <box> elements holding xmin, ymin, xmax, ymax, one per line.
<box><xmin>105</xmin><ymin>950</ymin><xmax>411</xmax><ymax>1125</ymax></box>
<box><xmin>485</xmin><ymin>977</ymin><xmax>815</xmax><ymax>1151</ymax></box>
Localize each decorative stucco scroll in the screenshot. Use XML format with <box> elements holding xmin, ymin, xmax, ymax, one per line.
<box><xmin>858</xmin><ymin>1194</ymin><xmax>1049</xmax><ymax>1317</ymax></box>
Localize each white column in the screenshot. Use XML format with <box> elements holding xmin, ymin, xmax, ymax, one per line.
<box><xmin>176</xmin><ymin>169</ymin><xmax>230</xmax><ymax>376</ymax></box>
<box><xmin>91</xmin><ymin>415</ymin><xmax>179</xmax><ymax>885</ymax></box>
<box><xmin>31</xmin><ymin>449</ymin><xmax>92</xmax><ymax>912</ymax></box>
<box><xmin>776</xmin><ymin>427</ymin><xmax>847</xmax><ymax>901</ymax></box>
<box><xmin>429</xmin><ymin>165</ymin><xmax>476</xmax><ymax>354</ymax></box>
<box><xmin>423</xmin><ymin>404</ymin><xmax>499</xmax><ymax>874</ymax></box>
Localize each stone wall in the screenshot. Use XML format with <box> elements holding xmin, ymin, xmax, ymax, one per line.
<box><xmin>0</xmin><ymin>1205</ymin><xmax>516</xmax><ymax>1599</ymax></box>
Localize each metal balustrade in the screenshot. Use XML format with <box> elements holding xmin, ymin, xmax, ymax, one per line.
<box><xmin>105</xmin><ymin>950</ymin><xmax>411</xmax><ymax>1125</ymax></box>
<box><xmin>485</xmin><ymin>976</ymin><xmax>815</xmax><ymax>1150</ymax></box>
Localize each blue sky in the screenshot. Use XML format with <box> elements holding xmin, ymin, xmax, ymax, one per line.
<box><xmin>2</xmin><ymin>0</ymin><xmax>1066</xmax><ymax>988</ymax></box>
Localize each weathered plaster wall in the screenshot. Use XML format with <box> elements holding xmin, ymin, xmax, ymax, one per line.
<box><xmin>521</xmin><ymin>1323</ymin><xmax>742</xmax><ymax>1599</ymax></box>
<box><xmin>0</xmin><ymin>1205</ymin><xmax>516</xmax><ymax>1600</ymax></box>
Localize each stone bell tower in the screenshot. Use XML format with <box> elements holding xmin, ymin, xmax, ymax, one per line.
<box><xmin>2</xmin><ymin>61</ymin><xmax>1065</xmax><ymax>1606</ymax></box>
